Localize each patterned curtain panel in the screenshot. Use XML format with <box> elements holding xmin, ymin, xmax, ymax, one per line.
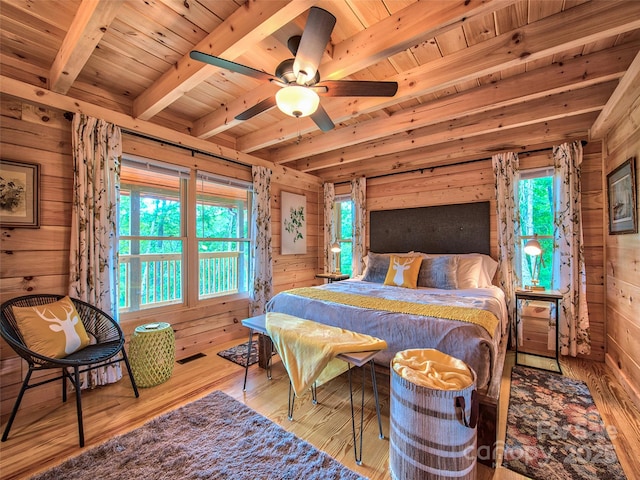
<box><xmin>553</xmin><ymin>142</ymin><xmax>591</xmax><ymax>356</ymax></box>
<box><xmin>351</xmin><ymin>177</ymin><xmax>366</xmax><ymax>276</ymax></box>
<box><xmin>69</xmin><ymin>114</ymin><xmax>122</xmax><ymax>387</ymax></box>
<box><xmin>323</xmin><ymin>183</ymin><xmax>336</xmax><ymax>273</ymax></box>
<box><xmin>492</xmin><ymin>152</ymin><xmax>521</xmax><ymax>345</ymax></box>
<box><xmin>250</xmin><ymin>166</ymin><xmax>273</xmax><ymax>315</ymax></box>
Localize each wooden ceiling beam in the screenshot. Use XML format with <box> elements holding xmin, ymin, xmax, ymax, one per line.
<box><xmin>318</xmin><ymin>113</ymin><xmax>598</xmax><ymax>183</ymax></box>
<box><xmin>132</xmin><ymin>0</ymin><xmax>315</xmax><ymax>121</ymax></box>
<box><xmin>237</xmin><ymin>0</ymin><xmax>640</xmax><ymax>153</ymax></box>
<box><xmin>271</xmin><ymin>41</ymin><xmax>638</xmax><ymax>164</ymax></box>
<box><xmin>49</xmin><ymin>0</ymin><xmax>123</xmax><ymax>94</ymax></box>
<box><xmin>191</xmin><ymin>0</ymin><xmax>511</xmax><ymax>139</ymax></box>
<box><xmin>293</xmin><ymin>81</ymin><xmax>615</xmax><ymax>173</ymax></box>
<box><xmin>0</xmin><ymin>75</ymin><xmax>321</xmax><ymax>186</ymax></box>
<box><xmin>590</xmin><ymin>51</ymin><xmax>640</xmax><ymax>140</ymax></box>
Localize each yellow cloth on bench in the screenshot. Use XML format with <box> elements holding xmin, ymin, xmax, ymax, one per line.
<box><xmin>265</xmin><ymin>312</ymin><xmax>387</xmax><ymax>396</ymax></box>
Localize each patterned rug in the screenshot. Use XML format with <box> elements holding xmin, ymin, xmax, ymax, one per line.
<box><xmin>217</xmin><ymin>339</ymin><xmax>265</xmax><ymax>367</ymax></box>
<box><xmin>503</xmin><ymin>366</ymin><xmax>626</xmax><ymax>480</ymax></box>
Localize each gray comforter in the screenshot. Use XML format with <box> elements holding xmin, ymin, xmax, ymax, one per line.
<box><xmin>266</xmin><ymin>280</ymin><xmax>507</xmax><ymax>390</ymax></box>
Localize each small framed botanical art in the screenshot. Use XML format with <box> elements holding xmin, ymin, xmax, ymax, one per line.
<box><xmin>281</xmin><ymin>191</ymin><xmax>306</xmax><ymax>254</ymax></box>
<box><xmin>0</xmin><ymin>160</ymin><xmax>40</xmax><ymax>228</ymax></box>
<box><xmin>607</xmin><ymin>157</ymin><xmax>637</xmax><ymax>235</ymax></box>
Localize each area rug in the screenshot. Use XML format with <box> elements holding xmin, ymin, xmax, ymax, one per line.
<box><xmin>217</xmin><ymin>340</ymin><xmax>260</xmax><ymax>367</ymax></box>
<box><xmin>30</xmin><ymin>390</ymin><xmax>366</xmax><ymax>480</ymax></box>
<box><xmin>502</xmin><ymin>366</ymin><xmax>626</xmax><ymax>480</ymax></box>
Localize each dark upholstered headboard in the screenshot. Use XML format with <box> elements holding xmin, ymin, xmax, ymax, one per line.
<box><xmin>369</xmin><ymin>202</ymin><xmax>491</xmax><ymax>255</ymax></box>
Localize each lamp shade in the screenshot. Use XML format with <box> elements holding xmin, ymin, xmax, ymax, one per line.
<box><xmin>524</xmin><ymin>238</ymin><xmax>542</xmax><ymax>256</ymax></box>
<box><xmin>331</xmin><ymin>242</ymin><xmax>341</xmax><ymax>253</ymax></box>
<box><xmin>275</xmin><ymin>86</ymin><xmax>320</xmax><ymax>118</ymax></box>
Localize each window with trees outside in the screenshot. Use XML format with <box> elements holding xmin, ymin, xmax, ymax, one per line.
<box><xmin>333</xmin><ymin>196</ymin><xmax>353</xmax><ymax>276</ymax></box>
<box><xmin>118</xmin><ymin>158</ymin><xmax>251</xmax><ymax>314</ymax></box>
<box><xmin>519</xmin><ymin>167</ymin><xmax>555</xmax><ymax>289</ymax></box>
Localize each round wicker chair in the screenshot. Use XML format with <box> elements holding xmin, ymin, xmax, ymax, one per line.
<box><xmin>0</xmin><ymin>294</ymin><xmax>139</xmax><ymax>447</ymax></box>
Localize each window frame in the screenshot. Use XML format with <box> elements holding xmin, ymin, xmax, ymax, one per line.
<box><xmin>333</xmin><ymin>195</ymin><xmax>354</xmax><ymax>276</ymax></box>
<box><xmin>118</xmin><ymin>157</ymin><xmax>253</xmax><ymax>319</ymax></box>
<box><xmin>518</xmin><ymin>166</ymin><xmax>555</xmax><ymax>290</ymax></box>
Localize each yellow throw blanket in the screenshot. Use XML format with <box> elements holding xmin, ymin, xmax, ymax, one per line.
<box><xmin>284</xmin><ymin>287</ymin><xmax>499</xmax><ymax>338</ymax></box>
<box><xmin>392</xmin><ymin>349</ymin><xmax>474</xmax><ymax>390</ymax></box>
<box><xmin>265</xmin><ymin>312</ymin><xmax>387</xmax><ymax>397</ymax></box>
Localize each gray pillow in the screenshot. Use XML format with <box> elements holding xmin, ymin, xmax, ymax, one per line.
<box><xmin>361</xmin><ymin>253</ymin><xmax>391</xmax><ymax>283</ymax></box>
<box><xmin>417</xmin><ymin>256</ymin><xmax>459</xmax><ymax>289</ymax></box>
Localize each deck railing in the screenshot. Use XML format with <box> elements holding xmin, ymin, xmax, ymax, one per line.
<box><xmin>119</xmin><ymin>251</ymin><xmax>240</xmax><ymax>311</ymax></box>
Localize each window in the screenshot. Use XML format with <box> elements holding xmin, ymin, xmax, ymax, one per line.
<box><xmin>119</xmin><ymin>160</ymin><xmax>186</xmax><ymax>312</ymax></box>
<box><xmin>196</xmin><ymin>172</ymin><xmax>251</xmax><ymax>299</ymax></box>
<box><xmin>519</xmin><ymin>168</ymin><xmax>555</xmax><ymax>289</ymax></box>
<box><xmin>118</xmin><ymin>159</ymin><xmax>252</xmax><ymax>314</ymax></box>
<box><xmin>333</xmin><ymin>196</ymin><xmax>353</xmax><ymax>276</ymax></box>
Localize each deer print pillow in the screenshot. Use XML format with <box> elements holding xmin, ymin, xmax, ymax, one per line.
<box><xmin>383</xmin><ymin>255</ymin><xmax>423</xmax><ymax>288</ymax></box>
<box><xmin>12</xmin><ymin>296</ymin><xmax>91</xmax><ymax>359</ymax></box>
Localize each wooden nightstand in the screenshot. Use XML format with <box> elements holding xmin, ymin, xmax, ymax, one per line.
<box><xmin>316</xmin><ymin>273</ymin><xmax>350</xmax><ymax>283</ymax></box>
<box><xmin>515</xmin><ymin>289</ymin><xmax>563</xmax><ymax>373</ymax></box>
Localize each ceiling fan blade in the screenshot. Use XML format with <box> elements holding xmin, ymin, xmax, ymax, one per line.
<box><xmin>293</xmin><ymin>7</ymin><xmax>336</xmax><ymax>84</ymax></box>
<box><xmin>310</xmin><ymin>104</ymin><xmax>335</xmax><ymax>132</ymax></box>
<box><xmin>235</xmin><ymin>96</ymin><xmax>277</xmax><ymax>121</ymax></box>
<box><xmin>190</xmin><ymin>51</ymin><xmax>275</xmax><ymax>82</ymax></box>
<box><xmin>316</xmin><ymin>80</ymin><xmax>399</xmax><ymax>97</ymax></box>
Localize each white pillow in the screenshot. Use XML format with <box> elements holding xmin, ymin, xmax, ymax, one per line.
<box><xmin>456</xmin><ymin>255</ymin><xmax>484</xmax><ymax>289</ymax></box>
<box><xmin>475</xmin><ymin>254</ymin><xmax>498</xmax><ymax>287</ymax></box>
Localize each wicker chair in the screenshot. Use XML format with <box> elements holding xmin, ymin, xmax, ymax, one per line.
<box><xmin>0</xmin><ymin>294</ymin><xmax>139</xmax><ymax>447</ymax></box>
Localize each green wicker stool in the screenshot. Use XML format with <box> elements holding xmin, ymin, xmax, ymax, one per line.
<box><xmin>129</xmin><ymin>322</ymin><xmax>175</xmax><ymax>387</ymax></box>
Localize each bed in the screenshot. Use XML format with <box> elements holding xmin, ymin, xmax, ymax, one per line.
<box><xmin>266</xmin><ymin>272</ymin><xmax>507</xmax><ymax>391</ymax></box>
<box><xmin>266</xmin><ymin>202</ymin><xmax>508</xmax><ymax>466</ymax></box>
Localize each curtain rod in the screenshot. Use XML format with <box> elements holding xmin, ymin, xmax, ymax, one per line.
<box><xmin>120</xmin><ymin>127</ymin><xmax>251</xmax><ymax>171</ymax></box>
<box><xmin>333</xmin><ymin>140</ymin><xmax>588</xmax><ymax>186</ymax></box>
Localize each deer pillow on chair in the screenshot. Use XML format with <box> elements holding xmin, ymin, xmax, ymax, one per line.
<box><xmin>12</xmin><ymin>296</ymin><xmax>91</xmax><ymax>359</ymax></box>
<box><xmin>384</xmin><ymin>255</ymin><xmax>423</xmax><ymax>288</ymax></box>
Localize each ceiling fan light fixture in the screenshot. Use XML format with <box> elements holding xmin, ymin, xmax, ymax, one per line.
<box><xmin>275</xmin><ymin>85</ymin><xmax>319</xmax><ymax>118</ymax></box>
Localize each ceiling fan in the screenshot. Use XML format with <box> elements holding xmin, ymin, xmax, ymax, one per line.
<box><xmin>190</xmin><ymin>6</ymin><xmax>398</xmax><ymax>132</ymax></box>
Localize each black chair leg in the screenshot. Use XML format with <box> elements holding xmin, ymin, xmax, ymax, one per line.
<box><xmin>62</xmin><ymin>367</ymin><xmax>67</xmax><ymax>402</ymax></box>
<box><xmin>120</xmin><ymin>350</ymin><xmax>140</xmax><ymax>398</ymax></box>
<box><xmin>73</xmin><ymin>365</ymin><xmax>85</xmax><ymax>448</ymax></box>
<box><xmin>1</xmin><ymin>369</ymin><xmax>33</xmax><ymax>442</ymax></box>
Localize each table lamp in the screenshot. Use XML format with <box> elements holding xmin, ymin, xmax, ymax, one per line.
<box><xmin>331</xmin><ymin>242</ymin><xmax>341</xmax><ymax>274</ymax></box>
<box><xmin>524</xmin><ymin>235</ymin><xmax>545</xmax><ymax>291</ymax></box>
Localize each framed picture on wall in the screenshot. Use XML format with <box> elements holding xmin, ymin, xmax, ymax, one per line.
<box><xmin>281</xmin><ymin>191</ymin><xmax>306</xmax><ymax>254</ymax></box>
<box><xmin>0</xmin><ymin>160</ymin><xmax>40</xmax><ymax>228</ymax></box>
<box><xmin>607</xmin><ymin>157</ymin><xmax>637</xmax><ymax>235</ymax></box>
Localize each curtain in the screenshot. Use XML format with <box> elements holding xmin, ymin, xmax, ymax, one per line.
<box><xmin>249</xmin><ymin>166</ymin><xmax>273</xmax><ymax>316</ymax></box>
<box><xmin>492</xmin><ymin>152</ymin><xmax>521</xmax><ymax>345</ymax></box>
<box><xmin>323</xmin><ymin>183</ymin><xmax>336</xmax><ymax>273</ymax></box>
<box><xmin>69</xmin><ymin>114</ymin><xmax>122</xmax><ymax>387</ymax></box>
<box><xmin>553</xmin><ymin>141</ymin><xmax>591</xmax><ymax>356</ymax></box>
<box><xmin>351</xmin><ymin>177</ymin><xmax>366</xmax><ymax>276</ymax></box>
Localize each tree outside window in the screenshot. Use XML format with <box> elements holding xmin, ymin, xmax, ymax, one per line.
<box><xmin>334</xmin><ymin>197</ymin><xmax>354</xmax><ymax>276</ymax></box>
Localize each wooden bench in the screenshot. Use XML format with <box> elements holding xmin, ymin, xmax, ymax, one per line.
<box><xmin>241</xmin><ymin>314</ymin><xmax>384</xmax><ymax>465</ymax></box>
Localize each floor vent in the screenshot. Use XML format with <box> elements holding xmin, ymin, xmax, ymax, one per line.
<box><xmin>176</xmin><ymin>353</ymin><xmax>206</xmax><ymax>364</ymax></box>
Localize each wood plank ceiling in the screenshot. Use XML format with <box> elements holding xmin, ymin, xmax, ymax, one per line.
<box><xmin>1</xmin><ymin>0</ymin><xmax>639</xmax><ymax>183</ymax></box>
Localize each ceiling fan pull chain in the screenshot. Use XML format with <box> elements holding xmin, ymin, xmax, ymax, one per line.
<box><xmin>296</xmin><ymin>117</ymin><xmax>302</xmax><ymax>145</ymax></box>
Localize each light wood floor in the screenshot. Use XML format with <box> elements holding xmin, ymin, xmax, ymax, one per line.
<box><xmin>1</xmin><ymin>339</ymin><xmax>639</xmax><ymax>480</ymax></box>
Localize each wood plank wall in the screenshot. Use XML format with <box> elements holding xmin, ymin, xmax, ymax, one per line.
<box><xmin>362</xmin><ymin>147</ymin><xmax>606</xmax><ymax>361</ymax></box>
<box><xmin>0</xmin><ymin>98</ymin><xmax>321</xmax><ymax>421</ymax></box>
<box><xmin>603</xmin><ymin>99</ymin><xmax>640</xmax><ymax>409</ymax></box>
